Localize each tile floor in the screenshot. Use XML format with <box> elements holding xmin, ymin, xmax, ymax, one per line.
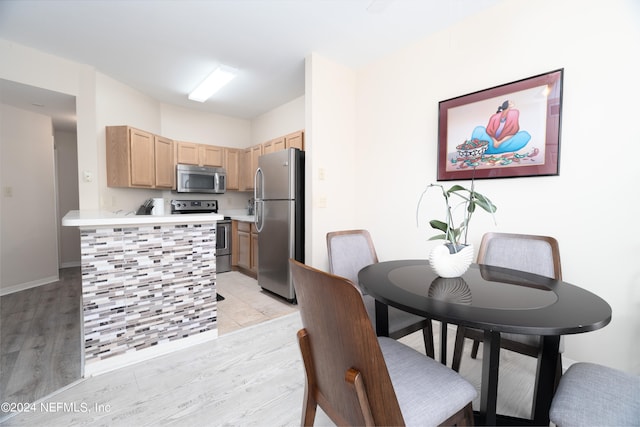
<box><xmin>216</xmin><ymin>270</ymin><xmax>299</xmax><ymax>335</ymax></box>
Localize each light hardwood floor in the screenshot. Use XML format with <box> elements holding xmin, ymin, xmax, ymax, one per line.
<box><xmin>0</xmin><ymin>269</ymin><xmax>297</xmax><ymax>424</ymax></box>
<box><xmin>2</xmin><ymin>312</ymin><xmax>539</xmax><ymax>426</ymax></box>
<box><xmin>2</xmin><ymin>271</ymin><xmax>538</xmax><ymax>426</ymax></box>
<box><xmin>0</xmin><ymin>268</ymin><xmax>82</xmax><ymax>410</ymax></box>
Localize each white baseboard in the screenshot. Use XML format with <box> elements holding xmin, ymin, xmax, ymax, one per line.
<box><xmin>561</xmin><ymin>356</ymin><xmax>577</xmax><ymax>372</ymax></box>
<box><xmin>83</xmin><ymin>329</ymin><xmax>219</xmax><ymax>377</ymax></box>
<box><xmin>0</xmin><ymin>274</ymin><xmax>59</xmax><ymax>296</ymax></box>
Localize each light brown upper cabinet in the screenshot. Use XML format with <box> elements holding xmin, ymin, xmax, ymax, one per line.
<box><xmin>176</xmin><ymin>141</ymin><xmax>199</xmax><ymax>165</ymax></box>
<box><xmin>262</xmin><ymin>140</ymin><xmax>273</xmax><ymax>155</ymax></box>
<box><xmin>285</xmin><ymin>130</ymin><xmax>304</xmax><ymax>150</ymax></box>
<box><xmin>107</xmin><ymin>126</ymin><xmax>304</xmax><ymax>192</ymax></box>
<box><xmin>106</xmin><ymin>126</ymin><xmax>175</xmax><ymax>189</ymax></box>
<box><xmin>241</xmin><ymin>144</ymin><xmax>262</xmax><ymax>191</ymax></box>
<box><xmin>154</xmin><ymin>135</ymin><xmax>175</xmax><ymax>188</ymax></box>
<box><xmin>224</xmin><ymin>148</ymin><xmax>241</xmax><ymax>191</ymax></box>
<box><xmin>263</xmin><ymin>136</ymin><xmax>285</xmax><ymax>154</ymax></box>
<box><xmin>199</xmin><ymin>144</ymin><xmax>224</xmax><ymax>167</ymax></box>
<box><xmin>176</xmin><ymin>141</ymin><xmax>224</xmax><ymax>167</ymax></box>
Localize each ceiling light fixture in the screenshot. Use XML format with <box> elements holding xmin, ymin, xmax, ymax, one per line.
<box><xmin>188</xmin><ymin>66</ymin><xmax>237</xmax><ymax>102</ymax></box>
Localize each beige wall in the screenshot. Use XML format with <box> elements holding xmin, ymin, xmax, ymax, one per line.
<box><xmin>0</xmin><ymin>40</ymin><xmax>99</xmax><ymax>211</ymax></box>
<box><xmin>0</xmin><ymin>105</ymin><xmax>59</xmax><ymax>294</ymax></box>
<box><xmin>160</xmin><ymin>103</ymin><xmax>251</xmax><ymax>149</ymax></box>
<box><xmin>324</xmin><ymin>0</ymin><xmax>638</xmax><ymax>372</ymax></box>
<box><xmin>250</xmin><ymin>95</ymin><xmax>305</xmax><ymax>145</ymax></box>
<box><xmin>305</xmin><ymin>54</ymin><xmax>358</xmax><ymax>269</ymax></box>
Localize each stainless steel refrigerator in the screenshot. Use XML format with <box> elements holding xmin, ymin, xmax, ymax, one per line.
<box><xmin>254</xmin><ymin>148</ymin><xmax>304</xmax><ymax>302</ymax></box>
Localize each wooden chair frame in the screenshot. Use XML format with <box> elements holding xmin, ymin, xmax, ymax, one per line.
<box><xmin>291</xmin><ymin>259</ymin><xmax>474</xmax><ymax>426</ymax></box>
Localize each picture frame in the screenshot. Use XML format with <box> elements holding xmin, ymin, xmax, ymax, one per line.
<box><xmin>437</xmin><ymin>69</ymin><xmax>563</xmax><ymax>181</ymax></box>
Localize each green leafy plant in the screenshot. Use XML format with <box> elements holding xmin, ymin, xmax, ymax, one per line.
<box><xmin>416</xmin><ymin>179</ymin><xmax>497</xmax><ymax>252</ymax></box>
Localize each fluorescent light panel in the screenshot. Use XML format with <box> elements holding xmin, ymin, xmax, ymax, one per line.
<box><xmin>188</xmin><ymin>66</ymin><xmax>237</xmax><ymax>102</ymax></box>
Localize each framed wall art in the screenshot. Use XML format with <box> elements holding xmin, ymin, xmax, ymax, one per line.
<box><xmin>437</xmin><ymin>69</ymin><xmax>563</xmax><ymax>181</ymax></box>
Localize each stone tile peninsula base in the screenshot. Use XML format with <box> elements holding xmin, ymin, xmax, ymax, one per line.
<box><xmin>62</xmin><ymin>211</ymin><xmax>222</xmax><ymax>376</ymax></box>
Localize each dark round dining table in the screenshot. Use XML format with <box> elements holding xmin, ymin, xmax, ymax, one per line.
<box><xmin>358</xmin><ymin>260</ymin><xmax>612</xmax><ymax>426</ymax></box>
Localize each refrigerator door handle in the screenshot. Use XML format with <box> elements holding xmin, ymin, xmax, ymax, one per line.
<box><xmin>254</xmin><ymin>166</ymin><xmax>264</xmax><ymax>232</ymax></box>
<box><xmin>254</xmin><ymin>167</ymin><xmax>263</xmax><ymax>201</ymax></box>
<box><xmin>255</xmin><ymin>200</ymin><xmax>264</xmax><ymax>232</ymax></box>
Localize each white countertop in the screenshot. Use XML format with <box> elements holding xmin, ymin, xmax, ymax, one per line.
<box><xmin>228</xmin><ymin>214</ymin><xmax>255</xmax><ymax>222</ymax></box>
<box><xmin>217</xmin><ymin>209</ymin><xmax>255</xmax><ymax>222</ymax></box>
<box><xmin>62</xmin><ymin>210</ymin><xmax>224</xmax><ymax>227</ymax></box>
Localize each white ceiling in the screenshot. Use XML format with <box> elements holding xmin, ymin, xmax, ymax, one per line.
<box><xmin>0</xmin><ymin>0</ymin><xmax>498</xmax><ymax>131</ymax></box>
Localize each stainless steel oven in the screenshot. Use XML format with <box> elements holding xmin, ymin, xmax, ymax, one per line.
<box><xmin>215</xmin><ymin>220</ymin><xmax>231</xmax><ymax>273</ymax></box>
<box><xmin>170</xmin><ymin>199</ymin><xmax>231</xmax><ymax>273</ymax></box>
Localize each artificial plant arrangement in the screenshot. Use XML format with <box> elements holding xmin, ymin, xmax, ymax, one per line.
<box><xmin>416</xmin><ymin>176</ymin><xmax>497</xmax><ymax>277</ymax></box>
<box><xmin>416</xmin><ymin>180</ymin><xmax>497</xmax><ymax>252</ymax></box>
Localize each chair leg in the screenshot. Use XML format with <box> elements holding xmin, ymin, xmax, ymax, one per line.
<box><xmin>452</xmin><ymin>326</ymin><xmax>466</xmax><ymax>372</ymax></box>
<box><xmin>422</xmin><ymin>320</ymin><xmax>435</xmax><ymax>359</ymax></box>
<box><xmin>301</xmin><ymin>383</ymin><xmax>318</xmax><ymax>426</ymax></box>
<box><xmin>298</xmin><ymin>329</ymin><xmax>318</xmax><ymax>426</ymax></box>
<box><xmin>470</xmin><ymin>339</ymin><xmax>480</xmax><ymax>359</ymax></box>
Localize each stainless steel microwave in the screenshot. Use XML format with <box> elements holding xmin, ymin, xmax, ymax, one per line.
<box><xmin>176</xmin><ymin>164</ymin><xmax>226</xmax><ymax>194</ymax></box>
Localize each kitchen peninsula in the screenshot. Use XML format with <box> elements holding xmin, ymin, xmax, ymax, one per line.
<box><xmin>62</xmin><ymin>210</ymin><xmax>223</xmax><ymax>376</ymax></box>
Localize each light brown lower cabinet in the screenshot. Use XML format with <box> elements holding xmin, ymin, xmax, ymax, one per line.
<box><xmin>232</xmin><ymin>220</ymin><xmax>258</xmax><ymax>277</ymax></box>
<box><xmin>251</xmin><ymin>229</ymin><xmax>258</xmax><ymax>272</ymax></box>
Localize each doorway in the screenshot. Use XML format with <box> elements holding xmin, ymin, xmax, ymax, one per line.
<box><xmin>0</xmin><ymin>79</ymin><xmax>81</xmax><ymax>414</ymax></box>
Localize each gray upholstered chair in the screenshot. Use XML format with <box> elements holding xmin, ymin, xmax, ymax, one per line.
<box><xmin>290</xmin><ymin>259</ymin><xmax>477</xmax><ymax>426</ymax></box>
<box><xmin>550</xmin><ymin>362</ymin><xmax>640</xmax><ymax>426</ymax></box>
<box><xmin>327</xmin><ymin>230</ymin><xmax>435</xmax><ymax>357</ymax></box>
<box><xmin>452</xmin><ymin>233</ymin><xmax>564</xmax><ymax>387</ymax></box>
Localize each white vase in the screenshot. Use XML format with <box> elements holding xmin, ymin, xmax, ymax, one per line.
<box><xmin>429</xmin><ymin>243</ymin><xmax>474</xmax><ymax>278</ymax></box>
